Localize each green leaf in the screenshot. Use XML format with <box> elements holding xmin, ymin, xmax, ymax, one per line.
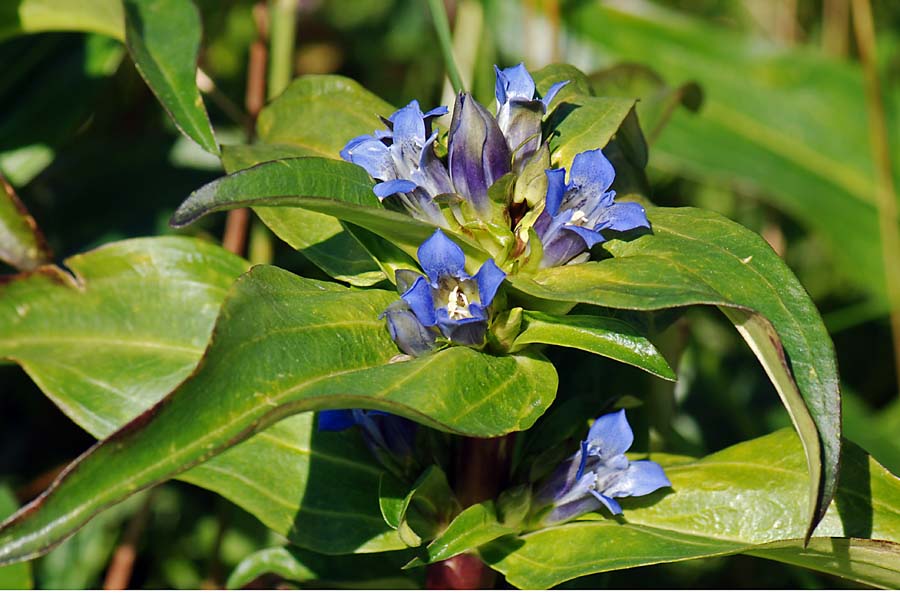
<box><xmin>221</xmin><ymin>147</ymin><xmax>385</xmax><ymax>287</ymax></box>
<box><xmin>240</xmin><ymin>74</ymin><xmax>396</xmax><ymax>284</ymax></box>
<box><xmin>172</xmin><ymin>157</ymin><xmax>486</xmax><ymax>267</ymax></box>
<box><xmin>124</xmin><ymin>0</ymin><xmax>218</xmax><ymax>155</ymax></box>
<box><xmin>257</xmin><ymin>75</ymin><xmax>394</xmax><ymax>157</ymax></box>
<box><xmin>546</xmin><ymin>94</ymin><xmax>636</xmax><ymax>171</ymax></box>
<box><xmin>0</xmin><ymin>175</ymin><xmax>51</xmax><ymax>271</ymax></box>
<box><xmin>481</xmin><ymin>430</ymin><xmax>900</xmax><ymax>589</ymax></box>
<box><xmin>0</xmin><ymin>0</ymin><xmax>124</xmax><ymax>42</ymax></box>
<box><xmin>0</xmin><ymin>487</ymin><xmax>30</xmax><ymax>590</ymax></box>
<box><xmin>406</xmin><ymin>502</ymin><xmax>515</xmax><ymax>568</ymax></box>
<box><xmin>0</xmin><ymin>265</ymin><xmax>557</xmax><ymax>564</ymax></box>
<box><xmin>379</xmin><ymin>466</ymin><xmax>458</xmax><ymax>533</ymax></box>
<box><xmin>511</xmin><ymin>310</ymin><xmax>675</xmax><ymax>381</ymax></box>
<box><xmin>0</xmin><ymin>236</ymin><xmax>402</xmax><ymax>555</ymax></box>
<box><xmin>0</xmin><ymin>236</ymin><xmax>248</xmax><ymax>435</ymax></box>
<box><xmin>563</xmin><ymin>2</ymin><xmax>897</xmax><ymax>311</ymax></box>
<box><xmin>226</xmin><ymin>547</ymin><xmax>420</xmax><ymax>589</ymax></box>
<box><xmin>511</xmin><ymin>206</ymin><xmax>840</xmax><ymax>536</ymax></box>
<box><xmin>531</xmin><ymin>63</ymin><xmax>594</xmax><ymax>110</ymax></box>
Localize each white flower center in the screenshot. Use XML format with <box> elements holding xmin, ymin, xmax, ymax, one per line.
<box><xmin>447</xmin><ymin>285</ymin><xmax>473</xmax><ymax>320</ymax></box>
<box><xmin>569</xmin><ymin>209</ymin><xmax>588</xmax><ymax>226</ymax></box>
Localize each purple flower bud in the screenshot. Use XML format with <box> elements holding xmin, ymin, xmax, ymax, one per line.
<box><xmin>448</xmin><ymin>93</ymin><xmax>512</xmax><ymax>219</ymax></box>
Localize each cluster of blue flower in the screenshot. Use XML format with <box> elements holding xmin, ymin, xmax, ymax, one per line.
<box><xmin>320</xmin><ymin>64</ymin><xmax>667</xmax><ymax>526</ymax></box>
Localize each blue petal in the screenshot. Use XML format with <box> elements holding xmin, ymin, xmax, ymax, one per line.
<box><xmin>435</xmin><ymin>308</ymin><xmax>487</xmax><ymax>345</ymax></box>
<box><xmin>341</xmin><ymin>135</ymin><xmax>393</xmax><ymax>181</ymax></box>
<box><xmin>589</xmin><ymin>490</ymin><xmax>623</xmax><ymax>515</ymax></box>
<box><xmin>423</xmin><ymin>105</ymin><xmax>449</xmax><ymax>120</ymax></box>
<box><xmin>542</xmin><ymin>80</ymin><xmax>569</xmax><ymax>110</ymax></box>
<box><xmin>569</xmin><ymin>149</ymin><xmax>615</xmax><ymax>196</ymax></box>
<box><xmin>616</xmin><ymin>460</ymin><xmax>672</xmax><ymax>497</ymax></box>
<box><xmin>599</xmin><ymin>201</ymin><xmax>650</xmax><ymax>232</ymax></box>
<box><xmin>586</xmin><ymin>409</ymin><xmax>634</xmax><ymax>458</ymax></box>
<box><xmin>474</xmin><ymin>259</ymin><xmax>505</xmax><ymax>307</ymax></box>
<box><xmin>391</xmin><ymin>101</ymin><xmax>426</xmax><ymax>144</ymax></box>
<box><xmin>317</xmin><ymin>410</ymin><xmax>356</xmax><ymax>431</ymax></box>
<box><xmin>373</xmin><ymin>179</ymin><xmax>417</xmax><ymax>199</ymax></box>
<box><xmin>498</xmin><ymin>63</ymin><xmax>536</xmax><ymax>101</ymax></box>
<box><xmin>417</xmin><ymin>229</ymin><xmax>468</xmax><ymax>282</ymax></box>
<box><xmin>576</xmin><ymin>440</ymin><xmax>589</xmax><ymax>480</ymax></box>
<box><xmin>565</xmin><ymin>224</ymin><xmax>607</xmax><ymax>249</ymax></box>
<box><xmin>544</xmin><ymin>168</ymin><xmax>568</xmax><ymax>217</ymax></box>
<box><xmin>494</xmin><ymin>65</ymin><xmax>508</xmax><ymax>105</ymax></box>
<box><xmin>401</xmin><ymin>276</ymin><xmax>438</xmax><ymax>327</ymax></box>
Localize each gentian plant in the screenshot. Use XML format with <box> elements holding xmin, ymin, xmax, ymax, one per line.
<box><xmin>0</xmin><ymin>0</ymin><xmax>896</xmax><ymax>592</ymax></box>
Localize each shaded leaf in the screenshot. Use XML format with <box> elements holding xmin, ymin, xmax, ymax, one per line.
<box><xmin>406</xmin><ymin>501</ymin><xmax>515</xmax><ymax>568</ymax></box>
<box><xmin>0</xmin><ymin>175</ymin><xmax>51</xmax><ymax>271</ymax></box>
<box><xmin>0</xmin><ymin>488</ymin><xmax>30</xmax><ymax>590</ymax></box>
<box><xmin>511</xmin><ymin>206</ymin><xmax>840</xmax><ymax>536</ymax></box>
<box><xmin>124</xmin><ymin>0</ymin><xmax>218</xmax><ymax>154</ymax></box>
<box><xmin>546</xmin><ymin>94</ymin><xmax>635</xmax><ymax>171</ymax></box>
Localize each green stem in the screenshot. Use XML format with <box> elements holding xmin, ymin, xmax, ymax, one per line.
<box><xmin>267</xmin><ymin>0</ymin><xmax>297</xmax><ymax>100</ymax></box>
<box><xmin>851</xmin><ymin>0</ymin><xmax>900</xmax><ymax>395</ymax></box>
<box><xmin>427</xmin><ymin>0</ymin><xmax>466</xmax><ymax>92</ymax></box>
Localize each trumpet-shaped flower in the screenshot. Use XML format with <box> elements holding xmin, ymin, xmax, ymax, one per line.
<box><xmin>398</xmin><ymin>229</ymin><xmax>505</xmax><ymax>347</ymax></box>
<box><xmin>535</xmin><ymin>409</ymin><xmax>670</xmax><ymax>525</ymax></box>
<box><xmin>341</xmin><ymin>101</ymin><xmax>452</xmax><ymax>225</ymax></box>
<box><xmin>318</xmin><ymin>409</ymin><xmax>417</xmax><ymax>475</ymax></box>
<box><xmin>535</xmin><ymin>149</ymin><xmax>650</xmax><ymax>267</ymax></box>
<box><xmin>494</xmin><ymin>63</ymin><xmax>567</xmax><ymax>170</ymax></box>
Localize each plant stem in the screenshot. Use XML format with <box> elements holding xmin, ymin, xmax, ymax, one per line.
<box><xmin>851</xmin><ymin>0</ymin><xmax>900</xmax><ymax>396</ymax></box>
<box><xmin>439</xmin><ymin>0</ymin><xmax>482</xmax><ymax>110</ymax></box>
<box><xmin>426</xmin><ymin>435</ymin><xmax>513</xmax><ymax>589</ymax></box>
<box><xmin>427</xmin><ymin>0</ymin><xmax>466</xmax><ymax>93</ymax></box>
<box><xmin>267</xmin><ymin>0</ymin><xmax>297</xmax><ymax>99</ymax></box>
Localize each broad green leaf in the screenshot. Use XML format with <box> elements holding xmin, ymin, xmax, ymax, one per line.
<box><xmin>561</xmin><ymin>2</ymin><xmax>897</xmax><ymax>312</ymax></box>
<box><xmin>0</xmin><ymin>175</ymin><xmax>50</xmax><ymax>271</ymax></box>
<box><xmin>510</xmin><ymin>206</ymin><xmax>840</xmax><ymax>536</ymax></box>
<box><xmin>243</xmin><ymin>74</ymin><xmax>396</xmax><ymax>284</ymax></box>
<box><xmin>531</xmin><ymin>63</ymin><xmax>594</xmax><ymax>110</ymax></box>
<box><xmin>0</xmin><ymin>488</ymin><xmax>30</xmax><ymax>590</ymax></box>
<box><xmin>172</xmin><ymin>157</ymin><xmax>486</xmax><ymax>266</ymax></box>
<box><xmin>406</xmin><ymin>502</ymin><xmax>515</xmax><ymax>568</ymax></box>
<box><xmin>546</xmin><ymin>94</ymin><xmax>636</xmax><ymax>171</ymax></box>
<box><xmin>0</xmin><ymin>236</ymin><xmax>248</xmax><ymax>435</ymax></box>
<box><xmin>379</xmin><ymin>466</ymin><xmax>457</xmax><ymax>533</ymax></box>
<box><xmin>0</xmin><ymin>236</ymin><xmax>402</xmax><ymax>555</ymax></box>
<box><xmin>0</xmin><ymin>0</ymin><xmax>124</xmax><ymax>42</ymax></box>
<box><xmin>124</xmin><ymin>0</ymin><xmax>218</xmax><ymax>155</ymax></box>
<box><xmin>226</xmin><ymin>547</ymin><xmax>420</xmax><ymax>589</ymax></box>
<box><xmin>221</xmin><ymin>146</ymin><xmax>385</xmax><ymax>287</ymax></box>
<box><xmin>511</xmin><ymin>310</ymin><xmax>675</xmax><ymax>381</ymax></box>
<box><xmin>257</xmin><ymin>75</ymin><xmax>394</xmax><ymax>157</ymax></box>
<box><xmin>749</xmin><ymin>538</ymin><xmax>900</xmax><ymax>589</ymax></box>
<box><xmin>481</xmin><ymin>430</ymin><xmax>900</xmax><ymax>589</ymax></box>
<box><xmin>0</xmin><ymin>265</ymin><xmax>557</xmax><ymax>564</ymax></box>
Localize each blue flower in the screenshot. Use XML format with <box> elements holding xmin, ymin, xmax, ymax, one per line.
<box><xmin>448</xmin><ymin>92</ymin><xmax>512</xmax><ymax>219</ymax></box>
<box><xmin>399</xmin><ymin>229</ymin><xmax>506</xmax><ymax>347</ymax></box>
<box><xmin>341</xmin><ymin>100</ymin><xmax>453</xmax><ymax>226</ymax></box>
<box><xmin>535</xmin><ymin>409</ymin><xmax>670</xmax><ymax>525</ymax></box>
<box><xmin>534</xmin><ymin>149</ymin><xmax>650</xmax><ymax>267</ymax></box>
<box><xmin>494</xmin><ymin>63</ymin><xmax>567</xmax><ymax>170</ymax></box>
<box><xmin>318</xmin><ymin>409</ymin><xmax>417</xmax><ymax>475</ymax></box>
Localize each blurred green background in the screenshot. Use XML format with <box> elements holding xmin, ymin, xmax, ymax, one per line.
<box><xmin>1</xmin><ymin>0</ymin><xmax>898</xmax><ymax>589</ymax></box>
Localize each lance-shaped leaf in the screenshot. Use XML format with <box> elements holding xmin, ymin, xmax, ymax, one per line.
<box><xmin>0</xmin><ymin>487</ymin><xmax>30</xmax><ymax>590</ymax></box>
<box><xmin>481</xmin><ymin>430</ymin><xmax>900</xmax><ymax>589</ymax></box>
<box><xmin>545</xmin><ymin>95</ymin><xmax>636</xmax><ymax>172</ymax></box>
<box><xmin>405</xmin><ymin>502</ymin><xmax>516</xmax><ymax>568</ymax></box>
<box><xmin>124</xmin><ymin>0</ymin><xmax>218</xmax><ymax>155</ymax></box>
<box><xmin>510</xmin><ymin>310</ymin><xmax>675</xmax><ymax>381</ymax></box>
<box><xmin>171</xmin><ymin>157</ymin><xmax>488</xmax><ymax>268</ymax></box>
<box><xmin>0</xmin><ymin>175</ymin><xmax>51</xmax><ymax>271</ymax></box>
<box><xmin>0</xmin><ymin>265</ymin><xmax>557</xmax><ymax>564</ymax></box>
<box><xmin>510</xmin><ymin>206</ymin><xmax>840</xmax><ymax>537</ymax></box>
